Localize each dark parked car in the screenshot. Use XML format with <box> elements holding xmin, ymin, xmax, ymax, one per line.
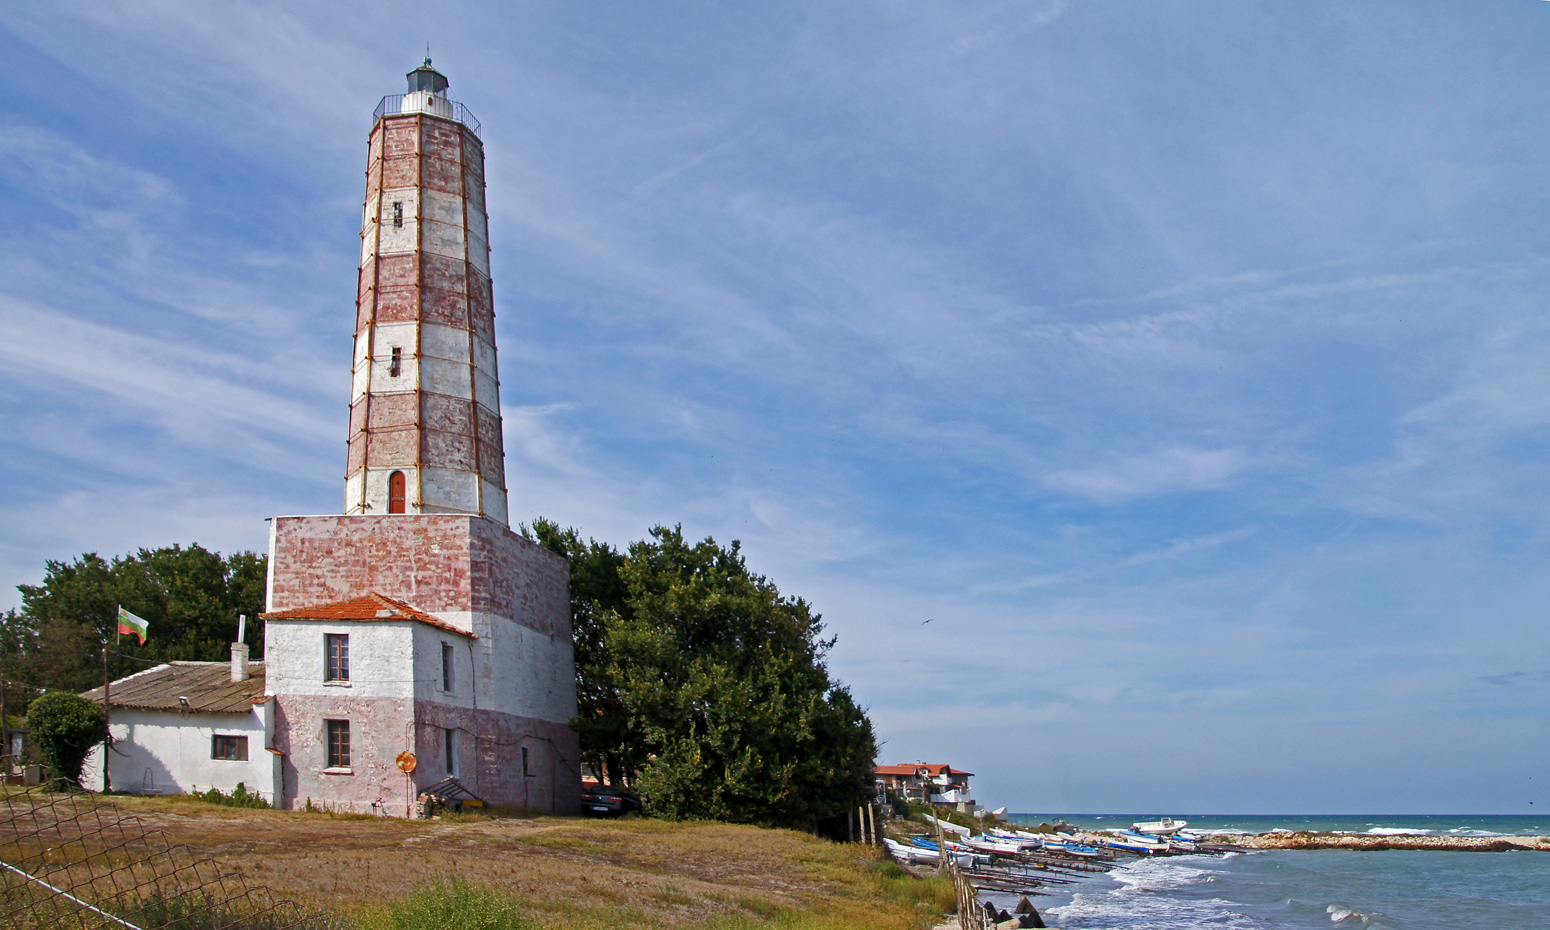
<box><xmin>580</xmin><ymin>786</ymin><xmax>643</xmax><ymax>817</ymax></box>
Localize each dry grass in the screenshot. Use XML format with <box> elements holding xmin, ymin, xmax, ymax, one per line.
<box><xmin>23</xmin><ymin>794</ymin><xmax>953</xmax><ymax>930</ymax></box>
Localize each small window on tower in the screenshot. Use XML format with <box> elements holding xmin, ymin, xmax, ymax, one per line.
<box><xmin>392</xmin><ymin>201</ymin><xmax>404</xmax><ymax>227</ymax></box>
<box><xmin>388</xmin><ymin>471</ymin><xmax>407</xmax><ymax>514</ymax></box>
<box><xmin>389</xmin><ymin>346</ymin><xmax>402</xmax><ymax>377</ymax></box>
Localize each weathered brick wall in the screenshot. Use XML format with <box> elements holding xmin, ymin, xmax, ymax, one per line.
<box><xmin>274</xmin><ymin>693</ymin><xmax>416</xmax><ymax>815</ymax></box>
<box><xmin>414</xmin><ymin>700</ymin><xmax>581</xmax><ymax>814</ymax></box>
<box><xmin>266</xmin><ymin>514</ymin><xmax>569</xmax><ymax>639</ymax></box>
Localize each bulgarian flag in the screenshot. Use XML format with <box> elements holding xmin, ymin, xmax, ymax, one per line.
<box><xmin>116</xmin><ymin>606</ymin><xmax>149</xmax><ymax>645</ymax></box>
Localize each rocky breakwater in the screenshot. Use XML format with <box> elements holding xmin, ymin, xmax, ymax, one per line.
<box><xmin>1229</xmin><ymin>832</ymin><xmax>1550</xmax><ymax>852</ymax></box>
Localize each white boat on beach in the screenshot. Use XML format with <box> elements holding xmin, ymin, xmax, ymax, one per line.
<box><xmin>1132</xmin><ymin>817</ymin><xmax>1189</xmax><ymax>835</ymax></box>
<box><xmin>886</xmin><ymin>837</ymin><xmax>974</xmax><ymax>868</ymax></box>
<box><xmin>1091</xmin><ymin>832</ymin><xmax>1165</xmax><ymax>855</ymax></box>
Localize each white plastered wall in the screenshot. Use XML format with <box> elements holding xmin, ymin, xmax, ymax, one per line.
<box><xmin>81</xmin><ymin>703</ymin><xmax>278</xmax><ymax>803</ymax></box>
<box><xmin>376</xmin><ymin>187</ymin><xmax>419</xmax><ymax>254</ymax></box>
<box><xmin>420</xmin><ymin>467</ymin><xmax>480</xmax><ymax>514</ymax></box>
<box><xmin>352</xmin><ymin>466</ymin><xmax>422</xmax><ymax>516</ymax></box>
<box><xmin>264</xmin><ymin>620</ymin><xmax>416</xmax><ymax>700</ymax></box>
<box><xmin>427</xmin><ymin>611</ymin><xmax>576</xmax><ymax>724</ymax></box>
<box><xmin>480</xmin><ymin>482</ymin><xmax>508</xmax><ymax>525</ymax></box>
<box><xmin>365</xmin><ymin>321</ymin><xmax>420</xmax><ymax>394</ymax></box>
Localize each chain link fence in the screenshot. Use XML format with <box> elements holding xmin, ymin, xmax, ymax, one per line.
<box><xmin>0</xmin><ymin>779</ymin><xmax>334</xmax><ymax>930</ymax></box>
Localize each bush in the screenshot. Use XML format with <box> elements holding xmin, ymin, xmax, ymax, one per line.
<box><xmin>195</xmin><ymin>782</ymin><xmax>269</xmax><ymax>809</ymax></box>
<box><xmin>26</xmin><ymin>692</ymin><xmax>108</xmax><ymax>790</ymax></box>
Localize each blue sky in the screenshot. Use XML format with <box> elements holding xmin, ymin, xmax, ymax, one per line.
<box><xmin>2</xmin><ymin>1</ymin><xmax>1548</xmax><ymax>814</ymax></box>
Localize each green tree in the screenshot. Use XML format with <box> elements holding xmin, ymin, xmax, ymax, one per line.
<box><xmin>529</xmin><ymin>521</ymin><xmax>877</xmax><ymax>829</ymax></box>
<box><xmin>1</xmin><ymin>544</ymin><xmax>268</xmax><ymax>695</ymax></box>
<box><xmin>27</xmin><ymin>692</ymin><xmax>109</xmax><ymax>789</ymax></box>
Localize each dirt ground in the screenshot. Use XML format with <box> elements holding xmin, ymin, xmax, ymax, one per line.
<box><xmin>5</xmin><ymin>793</ymin><xmax>922</xmax><ymax>928</ymax></box>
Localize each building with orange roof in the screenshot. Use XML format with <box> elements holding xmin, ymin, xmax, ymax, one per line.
<box><xmin>874</xmin><ymin>761</ymin><xmax>977</xmax><ymax>811</ymax></box>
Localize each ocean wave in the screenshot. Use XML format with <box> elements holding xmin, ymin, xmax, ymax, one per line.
<box><xmin>1364</xmin><ymin>827</ymin><xmax>1433</xmax><ymax>836</ymax></box>
<box><xmin>1050</xmin><ymin>892</ymin><xmax>1254</xmax><ymax>929</ymax></box>
<box><xmin>1109</xmin><ymin>858</ymin><xmax>1224</xmax><ymax>893</ymax></box>
<box><xmin>1328</xmin><ymin>903</ymin><xmax>1365</xmax><ymax>922</ymax></box>
<box><xmin>1446</xmin><ymin>827</ymin><xmax>1507</xmax><ymax>837</ymax></box>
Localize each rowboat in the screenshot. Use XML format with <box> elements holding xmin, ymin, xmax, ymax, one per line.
<box><xmin>1040</xmin><ymin>837</ymin><xmax>1107</xmax><ymax>858</ymax></box>
<box><xmin>1132</xmin><ymin>817</ymin><xmax>1188</xmax><ymax>835</ymax></box>
<box><xmin>1093</xmin><ymin>834</ymin><xmax>1163</xmax><ymax>855</ymax></box>
<box><xmin>887</xmin><ymin>837</ymin><xmax>975</xmax><ymax>868</ymax></box>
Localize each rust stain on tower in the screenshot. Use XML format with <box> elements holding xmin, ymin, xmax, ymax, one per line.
<box><xmin>347</xmin><ymin>60</ymin><xmax>507</xmax><ymax>526</ymax></box>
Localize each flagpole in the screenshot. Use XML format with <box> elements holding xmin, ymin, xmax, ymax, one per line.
<box><xmin>102</xmin><ymin>610</ymin><xmax>116</xmax><ymax>794</ymax></box>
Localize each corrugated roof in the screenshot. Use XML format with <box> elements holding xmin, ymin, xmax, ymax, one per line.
<box><xmin>260</xmin><ymin>592</ymin><xmax>475</xmax><ymax>639</ymax></box>
<box><xmin>81</xmin><ymin>662</ymin><xmax>267</xmax><ymax>714</ymax></box>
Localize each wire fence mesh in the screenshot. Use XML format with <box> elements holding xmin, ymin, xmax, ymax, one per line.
<box><xmin>0</xmin><ymin>774</ymin><xmax>334</xmax><ymax>930</ymax></box>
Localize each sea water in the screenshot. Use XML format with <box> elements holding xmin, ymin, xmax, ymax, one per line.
<box><xmin>986</xmin><ymin>815</ymin><xmax>1550</xmax><ymax>928</ymax></box>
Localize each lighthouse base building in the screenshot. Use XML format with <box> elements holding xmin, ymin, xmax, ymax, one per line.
<box><xmin>261</xmin><ymin>515</ymin><xmax>579</xmax><ymax>816</ymax></box>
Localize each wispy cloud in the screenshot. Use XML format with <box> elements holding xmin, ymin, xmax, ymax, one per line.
<box><xmin>1046</xmin><ymin>446</ymin><xmax>1248</xmax><ymax>503</ymax></box>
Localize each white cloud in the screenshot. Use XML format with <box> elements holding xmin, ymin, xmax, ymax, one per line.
<box><xmin>1046</xmin><ymin>446</ymin><xmax>1248</xmax><ymax>502</ymax></box>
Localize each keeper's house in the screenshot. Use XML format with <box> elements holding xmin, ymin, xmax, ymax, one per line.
<box><xmin>82</xmin><ymin>653</ymin><xmax>277</xmax><ymax>801</ymax></box>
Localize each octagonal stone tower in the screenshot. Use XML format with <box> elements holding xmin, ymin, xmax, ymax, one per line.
<box><xmin>346</xmin><ymin>59</ymin><xmax>507</xmax><ymax>525</ymax></box>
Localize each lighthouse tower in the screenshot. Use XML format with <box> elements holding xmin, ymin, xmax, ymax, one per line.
<box><xmin>261</xmin><ymin>63</ymin><xmax>580</xmax><ymax>817</ymax></box>
<box><xmin>346</xmin><ymin>60</ymin><xmax>507</xmax><ymax>524</ymax></box>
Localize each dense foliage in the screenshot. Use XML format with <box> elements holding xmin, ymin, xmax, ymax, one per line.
<box><xmin>0</xmin><ymin>544</ymin><xmax>266</xmax><ymax>697</ymax></box>
<box><xmin>528</xmin><ymin>520</ymin><xmax>877</xmax><ymax>829</ymax></box>
<box><xmin>26</xmin><ymin>692</ymin><xmax>108</xmax><ymax>788</ymax></box>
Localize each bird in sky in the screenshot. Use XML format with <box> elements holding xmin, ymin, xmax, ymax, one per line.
<box><xmin>922</xmin><ymin>618</ymin><xmax>934</xmax><ymax>625</ymax></box>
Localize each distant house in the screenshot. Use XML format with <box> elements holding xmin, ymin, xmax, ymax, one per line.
<box><xmin>874</xmin><ymin>762</ymin><xmax>976</xmax><ymax>812</ymax></box>
<box><xmin>81</xmin><ymin>656</ymin><xmax>276</xmax><ymax>801</ymax></box>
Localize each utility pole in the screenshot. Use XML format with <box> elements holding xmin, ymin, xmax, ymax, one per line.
<box><xmin>101</xmin><ymin>643</ymin><xmax>111</xmax><ymax>793</ymax></box>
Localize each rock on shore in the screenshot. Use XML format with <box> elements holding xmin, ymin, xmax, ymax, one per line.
<box><xmin>1226</xmin><ymin>832</ymin><xmax>1550</xmax><ymax>852</ymax></box>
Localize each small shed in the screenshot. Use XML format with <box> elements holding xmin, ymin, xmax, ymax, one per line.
<box><xmin>81</xmin><ymin>661</ymin><xmax>279</xmax><ymax>803</ymax></box>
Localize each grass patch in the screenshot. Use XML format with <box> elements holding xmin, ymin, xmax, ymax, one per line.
<box><xmin>123</xmin><ymin>889</ymin><xmax>338</xmax><ymax>930</ymax></box>
<box><xmin>515</xmin><ymin>833</ymin><xmax>604</xmax><ymax>853</ymax></box>
<box><xmin>10</xmin><ymin>794</ymin><xmax>955</xmax><ymax>930</ymax></box>
<box><xmin>358</xmin><ymin>876</ymin><xmax>537</xmax><ymax>930</ymax></box>
<box><xmin>439</xmin><ymin>804</ymin><xmax>550</xmax><ymax>823</ymax></box>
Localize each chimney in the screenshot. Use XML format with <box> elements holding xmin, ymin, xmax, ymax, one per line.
<box><xmin>231</xmin><ymin>614</ymin><xmax>250</xmax><ymax>682</ymax></box>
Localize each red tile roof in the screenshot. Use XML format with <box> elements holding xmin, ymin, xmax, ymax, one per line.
<box><xmin>261</xmin><ymin>592</ymin><xmax>475</xmax><ymax>639</ymax></box>
<box><xmin>874</xmin><ymin>763</ymin><xmax>974</xmax><ymax>777</ymax></box>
